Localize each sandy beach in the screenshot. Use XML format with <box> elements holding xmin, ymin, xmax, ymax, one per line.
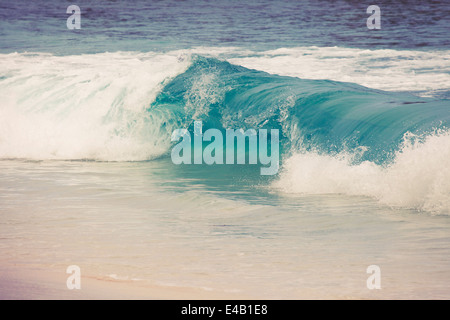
<box><xmin>0</xmin><ymin>262</ymin><xmax>252</xmax><ymax>300</ymax></box>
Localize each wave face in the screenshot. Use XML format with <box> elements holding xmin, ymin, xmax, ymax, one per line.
<box><xmin>154</xmin><ymin>56</ymin><xmax>449</xmax><ymax>164</ymax></box>
<box><xmin>152</xmin><ymin>55</ymin><xmax>450</xmax><ymax>215</ymax></box>
<box><xmin>1</xmin><ymin>51</ymin><xmax>449</xmax><ymax>213</ymax></box>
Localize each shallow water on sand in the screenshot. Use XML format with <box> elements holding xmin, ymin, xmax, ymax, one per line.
<box><xmin>1</xmin><ymin>159</ymin><xmax>449</xmax><ymax>299</ymax></box>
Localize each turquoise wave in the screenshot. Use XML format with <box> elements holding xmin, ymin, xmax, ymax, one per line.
<box><xmin>150</xmin><ymin>56</ymin><xmax>450</xmax><ymax>165</ymax></box>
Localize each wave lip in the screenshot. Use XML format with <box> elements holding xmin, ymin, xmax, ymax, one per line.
<box><xmin>151</xmin><ymin>55</ymin><xmax>450</xmax><ymax>165</ymax></box>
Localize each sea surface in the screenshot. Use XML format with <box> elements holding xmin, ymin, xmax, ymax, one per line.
<box><xmin>0</xmin><ymin>0</ymin><xmax>450</xmax><ymax>299</ymax></box>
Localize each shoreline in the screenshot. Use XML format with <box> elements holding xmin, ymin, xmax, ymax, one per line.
<box><xmin>0</xmin><ymin>264</ymin><xmax>251</xmax><ymax>300</ymax></box>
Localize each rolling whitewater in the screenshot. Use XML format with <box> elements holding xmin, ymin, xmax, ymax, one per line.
<box><xmin>0</xmin><ymin>0</ymin><xmax>449</xmax><ymax>299</ymax></box>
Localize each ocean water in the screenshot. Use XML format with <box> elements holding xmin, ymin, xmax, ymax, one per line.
<box><xmin>1</xmin><ymin>0</ymin><xmax>450</xmax><ymax>299</ymax></box>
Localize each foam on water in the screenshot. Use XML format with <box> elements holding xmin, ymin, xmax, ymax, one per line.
<box><xmin>228</xmin><ymin>46</ymin><xmax>450</xmax><ymax>98</ymax></box>
<box><xmin>275</xmin><ymin>131</ymin><xmax>450</xmax><ymax>215</ymax></box>
<box><xmin>0</xmin><ymin>51</ymin><xmax>190</xmax><ymax>160</ymax></box>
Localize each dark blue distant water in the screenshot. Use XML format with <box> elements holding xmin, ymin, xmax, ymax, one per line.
<box><xmin>0</xmin><ymin>0</ymin><xmax>449</xmax><ymax>54</ymax></box>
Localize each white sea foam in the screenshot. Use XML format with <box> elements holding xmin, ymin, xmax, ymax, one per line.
<box><xmin>227</xmin><ymin>46</ymin><xmax>450</xmax><ymax>98</ymax></box>
<box><xmin>0</xmin><ymin>51</ymin><xmax>191</xmax><ymax>160</ymax></box>
<box><xmin>274</xmin><ymin>131</ymin><xmax>450</xmax><ymax>215</ymax></box>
